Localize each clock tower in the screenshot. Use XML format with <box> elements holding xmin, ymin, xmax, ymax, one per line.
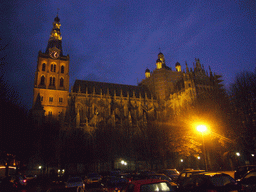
<box><xmin>32</xmin><ymin>15</ymin><xmax>70</xmax><ymax>121</ymax></box>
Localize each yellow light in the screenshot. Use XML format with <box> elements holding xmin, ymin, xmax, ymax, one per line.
<box><xmin>196</xmin><ymin>125</ymin><xmax>207</xmax><ymax>133</ymax></box>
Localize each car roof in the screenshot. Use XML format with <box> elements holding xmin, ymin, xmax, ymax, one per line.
<box><xmin>148</xmin><ymin>173</ymin><xmax>167</xmax><ymax>176</ymax></box>
<box><xmin>130</xmin><ymin>179</ymin><xmax>166</xmax><ymax>185</ymax></box>
<box><xmin>181</xmin><ymin>170</ymin><xmax>205</xmax><ymax>173</ymax></box>
<box><xmin>193</xmin><ymin>172</ymin><xmax>230</xmax><ymax>177</ymax></box>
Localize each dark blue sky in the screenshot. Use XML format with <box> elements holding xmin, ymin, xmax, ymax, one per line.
<box><xmin>1</xmin><ymin>0</ymin><xmax>255</xmax><ymax>110</ymax></box>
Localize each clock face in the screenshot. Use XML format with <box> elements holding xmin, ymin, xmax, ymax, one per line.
<box><xmin>50</xmin><ymin>51</ymin><xmax>59</xmax><ymax>59</ymax></box>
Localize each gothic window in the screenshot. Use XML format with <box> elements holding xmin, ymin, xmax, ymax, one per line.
<box><xmin>51</xmin><ymin>64</ymin><xmax>56</xmax><ymax>72</ymax></box>
<box><xmin>40</xmin><ymin>96</ymin><xmax>43</xmax><ymax>101</ymax></box>
<box><xmin>50</xmin><ymin>77</ymin><xmax>56</xmax><ymax>86</ymax></box>
<box><xmin>40</xmin><ymin>76</ymin><xmax>45</xmax><ymax>85</ymax></box>
<box><xmin>48</xmin><ymin>111</ymin><xmax>52</xmax><ymax>116</ymax></box>
<box><xmin>49</xmin><ymin>97</ymin><xmax>53</xmax><ymax>102</ymax></box>
<box><xmin>59</xmin><ymin>97</ymin><xmax>63</xmax><ymax>103</ymax></box>
<box><xmin>60</xmin><ymin>77</ymin><xmax>64</xmax><ymax>87</ymax></box>
<box><xmin>50</xmin><ymin>77</ymin><xmax>53</xmax><ymax>86</ymax></box>
<box><xmin>42</xmin><ymin>63</ymin><xmax>46</xmax><ymax>71</ymax></box>
<box><xmin>61</xmin><ymin>65</ymin><xmax>64</xmax><ymax>73</ymax></box>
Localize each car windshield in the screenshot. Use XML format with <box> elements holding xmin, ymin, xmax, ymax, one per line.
<box><xmin>244</xmin><ymin>171</ymin><xmax>256</xmax><ymax>179</ymax></box>
<box><xmin>167</xmin><ymin>170</ymin><xmax>178</xmax><ymax>174</ymax></box>
<box><xmin>141</xmin><ymin>182</ymin><xmax>174</xmax><ymax>192</ymax></box>
<box><xmin>210</xmin><ymin>175</ymin><xmax>235</xmax><ymax>187</ymax></box>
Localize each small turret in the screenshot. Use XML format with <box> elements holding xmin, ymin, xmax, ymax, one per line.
<box><xmin>156</xmin><ymin>59</ymin><xmax>162</xmax><ymax>69</ymax></box>
<box><xmin>175</xmin><ymin>62</ymin><xmax>181</xmax><ymax>72</ymax></box>
<box><xmin>185</xmin><ymin>61</ymin><xmax>189</xmax><ymax>73</ymax></box>
<box><xmin>158</xmin><ymin>52</ymin><xmax>165</xmax><ymax>64</ymax></box>
<box><xmin>145</xmin><ymin>68</ymin><xmax>150</xmax><ymax>78</ymax></box>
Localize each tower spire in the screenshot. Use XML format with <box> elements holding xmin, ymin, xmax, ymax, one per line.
<box><xmin>45</xmin><ymin>15</ymin><xmax>63</xmax><ymax>56</ymax></box>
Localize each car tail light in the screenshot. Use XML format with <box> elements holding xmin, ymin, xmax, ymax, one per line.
<box><xmin>23</xmin><ymin>179</ymin><xmax>27</xmax><ymax>183</ymax></box>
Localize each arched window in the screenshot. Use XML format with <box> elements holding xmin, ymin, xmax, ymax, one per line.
<box><xmin>40</xmin><ymin>76</ymin><xmax>45</xmax><ymax>85</ymax></box>
<box><xmin>60</xmin><ymin>77</ymin><xmax>64</xmax><ymax>87</ymax></box>
<box><xmin>50</xmin><ymin>77</ymin><xmax>56</xmax><ymax>86</ymax></box>
<box><xmin>61</xmin><ymin>65</ymin><xmax>64</xmax><ymax>73</ymax></box>
<box><xmin>51</xmin><ymin>64</ymin><xmax>56</xmax><ymax>72</ymax></box>
<box><xmin>42</xmin><ymin>63</ymin><xmax>46</xmax><ymax>71</ymax></box>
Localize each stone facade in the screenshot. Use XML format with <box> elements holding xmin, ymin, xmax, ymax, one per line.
<box><xmin>32</xmin><ymin>16</ymin><xmax>222</xmax><ymax>129</ymax></box>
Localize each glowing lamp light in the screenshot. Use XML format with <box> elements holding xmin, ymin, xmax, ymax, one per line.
<box><xmin>252</xmin><ymin>154</ymin><xmax>255</xmax><ymax>157</ymax></box>
<box><xmin>180</xmin><ymin>159</ymin><xmax>183</xmax><ymax>162</ymax></box>
<box><xmin>121</xmin><ymin>160</ymin><xmax>127</xmax><ymax>165</ymax></box>
<box><xmin>38</xmin><ymin>166</ymin><xmax>42</xmax><ymax>169</ymax></box>
<box><xmin>196</xmin><ymin>125</ymin><xmax>207</xmax><ymax>133</ymax></box>
<box><xmin>197</xmin><ymin>156</ymin><xmax>201</xmax><ymax>159</ymax></box>
<box><xmin>236</xmin><ymin>152</ymin><xmax>240</xmax><ymax>156</ymax></box>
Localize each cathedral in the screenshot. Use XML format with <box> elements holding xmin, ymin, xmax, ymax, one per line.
<box><xmin>31</xmin><ymin>16</ymin><xmax>222</xmax><ymax>130</ymax></box>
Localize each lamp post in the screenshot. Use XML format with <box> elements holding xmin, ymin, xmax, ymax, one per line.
<box><xmin>197</xmin><ymin>125</ymin><xmax>208</xmax><ymax>171</ymax></box>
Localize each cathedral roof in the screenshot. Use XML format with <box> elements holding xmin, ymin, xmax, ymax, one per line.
<box><xmin>72</xmin><ymin>80</ymin><xmax>155</xmax><ymax>99</ymax></box>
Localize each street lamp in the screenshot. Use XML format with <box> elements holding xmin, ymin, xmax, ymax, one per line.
<box><xmin>197</xmin><ymin>125</ymin><xmax>208</xmax><ymax>171</ymax></box>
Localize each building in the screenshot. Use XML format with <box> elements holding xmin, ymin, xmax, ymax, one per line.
<box><xmin>31</xmin><ymin>15</ymin><xmax>222</xmax><ymax>130</ymax></box>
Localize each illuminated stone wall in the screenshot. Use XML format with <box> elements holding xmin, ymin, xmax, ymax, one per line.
<box><xmin>33</xmin><ymin>52</ymin><xmax>70</xmax><ymax>120</ymax></box>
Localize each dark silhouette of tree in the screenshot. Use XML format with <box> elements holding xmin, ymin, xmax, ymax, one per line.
<box><xmin>0</xmin><ymin>40</ymin><xmax>37</xmax><ymax>175</ymax></box>
<box><xmin>229</xmin><ymin>70</ymin><xmax>256</xmax><ymax>154</ymax></box>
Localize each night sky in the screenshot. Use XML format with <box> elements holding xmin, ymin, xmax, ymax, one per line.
<box><xmin>1</xmin><ymin>0</ymin><xmax>255</xmax><ymax>110</ymax></box>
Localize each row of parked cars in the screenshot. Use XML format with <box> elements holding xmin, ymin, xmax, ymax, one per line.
<box><xmin>176</xmin><ymin>165</ymin><xmax>256</xmax><ymax>192</ymax></box>
<box><xmin>0</xmin><ymin>173</ymin><xmax>37</xmax><ymax>191</ymax></box>
<box><xmin>47</xmin><ymin>165</ymin><xmax>256</xmax><ymax>192</ymax></box>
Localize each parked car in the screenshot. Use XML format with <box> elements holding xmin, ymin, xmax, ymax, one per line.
<box><xmin>237</xmin><ymin>169</ymin><xmax>256</xmax><ymax>191</ymax></box>
<box><xmin>159</xmin><ymin>169</ymin><xmax>180</xmax><ymax>181</ymax></box>
<box><xmin>234</xmin><ymin>165</ymin><xmax>256</xmax><ymax>180</ymax></box>
<box><xmin>121</xmin><ymin>179</ymin><xmax>176</xmax><ymax>192</ymax></box>
<box><xmin>46</xmin><ymin>188</ymin><xmax>79</xmax><ymax>192</ymax></box>
<box><xmin>102</xmin><ymin>176</ymin><xmax>128</xmax><ymax>192</ymax></box>
<box><xmin>25</xmin><ymin>174</ymin><xmax>36</xmax><ymax>184</ymax></box>
<box><xmin>179</xmin><ymin>172</ymin><xmax>239</xmax><ymax>192</ymax></box>
<box><xmin>145</xmin><ymin>174</ymin><xmax>178</xmax><ymax>191</ymax></box>
<box><xmin>176</xmin><ymin>169</ymin><xmax>205</xmax><ymax>187</ymax></box>
<box><xmin>84</xmin><ymin>182</ymin><xmax>104</xmax><ymax>192</ymax></box>
<box><xmin>65</xmin><ymin>176</ymin><xmax>84</xmax><ymax>189</ymax></box>
<box><xmin>13</xmin><ymin>175</ymin><xmax>27</xmax><ymax>189</ymax></box>
<box><xmin>85</xmin><ymin>172</ymin><xmax>102</xmax><ymax>184</ymax></box>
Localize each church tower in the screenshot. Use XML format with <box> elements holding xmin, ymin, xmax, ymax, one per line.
<box><xmin>32</xmin><ymin>15</ymin><xmax>70</xmax><ymax>120</ymax></box>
